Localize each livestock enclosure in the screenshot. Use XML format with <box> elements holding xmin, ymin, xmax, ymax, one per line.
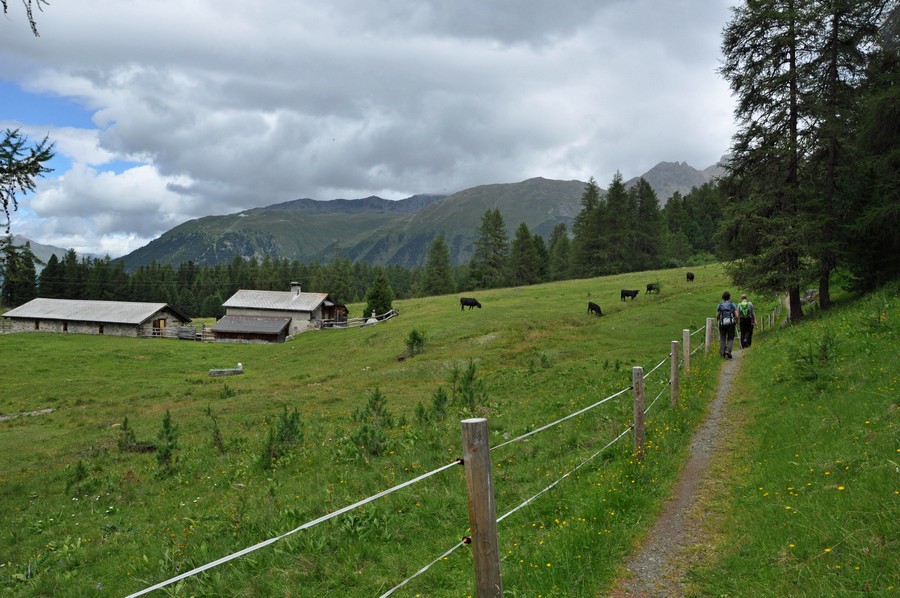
<box><xmin>8</xmin><ymin>264</ymin><xmax>892</xmax><ymax>596</ymax></box>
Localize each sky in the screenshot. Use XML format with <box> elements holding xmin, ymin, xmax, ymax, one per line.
<box><xmin>1</xmin><ymin>0</ymin><xmax>737</xmax><ymax>258</ymax></box>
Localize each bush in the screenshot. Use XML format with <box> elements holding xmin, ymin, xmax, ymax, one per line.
<box><xmin>259</xmin><ymin>406</ymin><xmax>304</xmax><ymax>469</ymax></box>
<box><xmin>351</xmin><ymin>388</ymin><xmax>394</xmax><ymax>456</ymax></box>
<box><xmin>405</xmin><ymin>328</ymin><xmax>426</xmax><ymax>357</ymax></box>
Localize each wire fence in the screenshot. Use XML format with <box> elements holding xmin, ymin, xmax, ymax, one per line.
<box><xmin>128</xmin><ymin>321</ymin><xmax>712</xmax><ymax>597</ymax></box>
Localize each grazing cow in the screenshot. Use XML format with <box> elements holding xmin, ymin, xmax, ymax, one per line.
<box><xmin>646</xmin><ymin>283</ymin><xmax>660</xmax><ymax>294</ymax></box>
<box><xmin>686</xmin><ymin>271</ymin><xmax>695</xmax><ymax>283</ymax></box>
<box><xmin>460</xmin><ymin>297</ymin><xmax>482</xmax><ymax>310</ymax></box>
<box><xmin>621</xmin><ymin>289</ymin><xmax>639</xmax><ymax>301</ymax></box>
<box><xmin>588</xmin><ymin>301</ymin><xmax>603</xmax><ymax>316</ymax></box>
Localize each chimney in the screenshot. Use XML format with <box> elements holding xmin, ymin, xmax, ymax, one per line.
<box><xmin>290</xmin><ymin>282</ymin><xmax>301</xmax><ymax>295</ymax></box>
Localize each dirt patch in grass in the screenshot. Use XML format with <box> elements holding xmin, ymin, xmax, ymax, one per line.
<box><xmin>607</xmin><ymin>349</ymin><xmax>748</xmax><ymax>597</ymax></box>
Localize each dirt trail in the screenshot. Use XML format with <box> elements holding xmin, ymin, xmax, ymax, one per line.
<box><xmin>607</xmin><ymin>350</ymin><xmax>743</xmax><ymax>597</ymax></box>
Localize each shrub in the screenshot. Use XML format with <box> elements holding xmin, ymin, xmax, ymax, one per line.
<box><xmin>259</xmin><ymin>406</ymin><xmax>304</xmax><ymax>469</ymax></box>
<box><xmin>351</xmin><ymin>388</ymin><xmax>394</xmax><ymax>456</ymax></box>
<box><xmin>405</xmin><ymin>328</ymin><xmax>426</xmax><ymax>357</ymax></box>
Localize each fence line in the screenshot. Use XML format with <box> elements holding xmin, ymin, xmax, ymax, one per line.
<box><xmin>643</xmin><ymin>353</ymin><xmax>671</xmax><ymax>380</ymax></box>
<box><xmin>125</xmin><ymin>458</ymin><xmax>462</xmax><ymax>598</ymax></box>
<box><xmin>382</xmin><ymin>347</ymin><xmax>683</xmax><ymax>596</ymax></box>
<box><xmin>643</xmin><ymin>381</ymin><xmax>671</xmax><ymax>415</ymax></box>
<box><xmin>491</xmin><ymin>386</ymin><xmax>632</xmax><ymax>451</ymax></box>
<box><xmin>128</xmin><ymin>321</ymin><xmax>705</xmax><ymax>597</ymax></box>
<box><xmin>318</xmin><ymin>308</ymin><xmax>399</xmax><ymax>329</ymax></box>
<box><xmin>378</xmin><ymin>539</ymin><xmax>469</xmax><ymax>598</ymax></box>
<box><xmin>690</xmin><ymin>325</ymin><xmax>705</xmax><ymax>336</ymax></box>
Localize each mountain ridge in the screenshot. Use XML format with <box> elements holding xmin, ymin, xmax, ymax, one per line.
<box><xmin>17</xmin><ymin>159</ymin><xmax>723</xmax><ymax>270</ymax></box>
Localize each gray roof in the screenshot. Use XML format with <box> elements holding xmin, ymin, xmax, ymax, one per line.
<box><xmin>222</xmin><ymin>290</ymin><xmax>329</xmax><ymax>312</ymax></box>
<box><xmin>3</xmin><ymin>298</ymin><xmax>191</xmax><ymax>325</ymax></box>
<box><xmin>212</xmin><ymin>315</ymin><xmax>291</xmax><ymax>335</ymax></box>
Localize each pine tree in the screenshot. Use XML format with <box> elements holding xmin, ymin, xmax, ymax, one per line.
<box><xmin>803</xmin><ymin>0</ymin><xmax>895</xmax><ymax>307</ymax></box>
<box><xmin>469</xmin><ymin>208</ymin><xmax>509</xmax><ymax>289</ymax></box>
<box><xmin>719</xmin><ymin>0</ymin><xmax>813</xmax><ymax>322</ymax></box>
<box><xmin>422</xmin><ymin>235</ymin><xmax>454</xmax><ymax>296</ymax></box>
<box><xmin>571</xmin><ymin>177</ymin><xmax>604</xmax><ymax>277</ymax></box>
<box><xmin>0</xmin><ymin>240</ymin><xmax>37</xmax><ymax>306</ymax></box>
<box><xmin>37</xmin><ymin>253</ymin><xmax>65</xmax><ymax>298</ymax></box>
<box><xmin>508</xmin><ymin>222</ymin><xmax>541</xmax><ymax>286</ymax></box>
<box><xmin>362</xmin><ymin>266</ymin><xmax>394</xmax><ymax>318</ymax></box>
<box><xmin>1</xmin><ymin>129</ymin><xmax>54</xmax><ymax>235</ymax></box>
<box><xmin>601</xmin><ymin>171</ymin><xmax>633</xmax><ymax>275</ymax></box>
<box><xmin>844</xmin><ymin>6</ymin><xmax>900</xmax><ymax>288</ymax></box>
<box><xmin>547</xmin><ymin>222</ymin><xmax>571</xmax><ymax>281</ymax></box>
<box><xmin>632</xmin><ymin>178</ymin><xmax>663</xmax><ymax>271</ymax></box>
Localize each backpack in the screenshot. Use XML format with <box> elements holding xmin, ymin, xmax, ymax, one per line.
<box><xmin>719</xmin><ymin>303</ymin><xmax>734</xmax><ymax>327</ymax></box>
<box><xmin>739</xmin><ymin>300</ymin><xmax>751</xmax><ymax>318</ymax></box>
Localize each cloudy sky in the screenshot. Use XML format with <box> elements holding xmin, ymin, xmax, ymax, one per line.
<box><xmin>1</xmin><ymin>0</ymin><xmax>737</xmax><ymax>258</ymax></box>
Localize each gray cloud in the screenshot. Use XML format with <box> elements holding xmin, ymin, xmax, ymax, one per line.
<box><xmin>1</xmin><ymin>0</ymin><xmax>736</xmax><ymax>257</ymax></box>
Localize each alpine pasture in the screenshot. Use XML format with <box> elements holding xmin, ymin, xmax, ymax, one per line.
<box><xmin>4</xmin><ymin>264</ymin><xmax>727</xmax><ymax>595</ymax></box>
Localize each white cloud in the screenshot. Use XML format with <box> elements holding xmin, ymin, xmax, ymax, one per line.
<box><xmin>1</xmin><ymin>0</ymin><xmax>736</xmax><ymax>257</ymax></box>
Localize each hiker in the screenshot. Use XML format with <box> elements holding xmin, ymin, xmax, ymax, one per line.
<box><xmin>716</xmin><ymin>291</ymin><xmax>739</xmax><ymax>359</ymax></box>
<box><xmin>737</xmin><ymin>293</ymin><xmax>756</xmax><ymax>349</ymax></box>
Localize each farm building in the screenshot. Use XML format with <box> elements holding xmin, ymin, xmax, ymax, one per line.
<box><xmin>2</xmin><ymin>298</ymin><xmax>192</xmax><ymax>337</ymax></box>
<box><xmin>213</xmin><ymin>282</ymin><xmax>338</xmax><ymax>342</ymax></box>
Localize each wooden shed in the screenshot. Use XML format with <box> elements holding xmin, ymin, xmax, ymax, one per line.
<box><xmin>3</xmin><ymin>298</ymin><xmax>192</xmax><ymax>338</ymax></box>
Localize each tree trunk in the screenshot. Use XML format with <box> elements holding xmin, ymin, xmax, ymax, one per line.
<box><xmin>789</xmin><ymin>285</ymin><xmax>804</xmax><ymax>323</ymax></box>
<box><xmin>819</xmin><ymin>264</ymin><xmax>832</xmax><ymax>310</ymax></box>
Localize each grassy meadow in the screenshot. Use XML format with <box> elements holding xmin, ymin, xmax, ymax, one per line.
<box><xmin>2</xmin><ymin>264</ymin><xmax>736</xmax><ymax>596</ymax></box>
<box><xmin>687</xmin><ymin>283</ymin><xmax>899</xmax><ymax>596</ymax></box>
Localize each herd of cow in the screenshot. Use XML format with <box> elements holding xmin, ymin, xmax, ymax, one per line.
<box><xmin>459</xmin><ymin>271</ymin><xmax>696</xmax><ymax>317</ymax></box>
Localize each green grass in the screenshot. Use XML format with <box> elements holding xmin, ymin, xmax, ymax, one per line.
<box><xmin>687</xmin><ymin>283</ymin><xmax>900</xmax><ymax>596</ymax></box>
<box><xmin>2</xmin><ymin>264</ymin><xmax>734</xmax><ymax>596</ymax></box>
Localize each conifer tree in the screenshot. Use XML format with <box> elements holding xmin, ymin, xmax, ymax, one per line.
<box><xmin>719</xmin><ymin>0</ymin><xmax>812</xmax><ymax>322</ymax></box>
<box><xmin>422</xmin><ymin>235</ymin><xmax>454</xmax><ymax>296</ymax></box>
<box><xmin>469</xmin><ymin>208</ymin><xmax>509</xmax><ymax>289</ymax></box>
<box><xmin>508</xmin><ymin>222</ymin><xmax>541</xmax><ymax>286</ymax></box>
<box><xmin>362</xmin><ymin>266</ymin><xmax>394</xmax><ymax>318</ymax></box>
<box><xmin>547</xmin><ymin>222</ymin><xmax>571</xmax><ymax>281</ymax></box>
<box><xmin>571</xmin><ymin>177</ymin><xmax>604</xmax><ymax>277</ymax></box>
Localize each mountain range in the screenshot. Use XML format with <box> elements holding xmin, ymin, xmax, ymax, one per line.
<box><xmin>17</xmin><ymin>159</ymin><xmax>725</xmax><ymax>270</ymax></box>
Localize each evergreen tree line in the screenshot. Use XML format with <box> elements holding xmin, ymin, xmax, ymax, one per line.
<box><xmin>1</xmin><ymin>177</ymin><xmax>722</xmax><ymax>316</ymax></box>
<box><xmin>717</xmin><ymin>0</ymin><xmax>899</xmax><ymax>321</ymax></box>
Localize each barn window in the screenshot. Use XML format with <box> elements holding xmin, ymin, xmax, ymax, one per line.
<box><xmin>99</xmin><ymin>324</ymin><xmax>104</xmax><ymax>335</ymax></box>
<box><xmin>63</xmin><ymin>321</ymin><xmax>68</xmax><ymax>332</ymax></box>
<box><xmin>34</xmin><ymin>320</ymin><xmax>40</xmax><ymax>330</ymax></box>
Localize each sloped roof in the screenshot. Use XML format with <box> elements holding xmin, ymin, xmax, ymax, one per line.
<box><xmin>3</xmin><ymin>298</ymin><xmax>191</xmax><ymax>325</ymax></box>
<box><xmin>222</xmin><ymin>289</ymin><xmax>329</xmax><ymax>312</ymax></box>
<box><xmin>211</xmin><ymin>315</ymin><xmax>291</xmax><ymax>335</ymax></box>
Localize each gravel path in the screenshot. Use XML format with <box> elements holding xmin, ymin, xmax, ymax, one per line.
<box><xmin>607</xmin><ymin>350</ymin><xmax>743</xmax><ymax>597</ymax></box>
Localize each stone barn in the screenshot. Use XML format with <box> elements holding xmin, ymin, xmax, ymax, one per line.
<box><xmin>213</xmin><ymin>282</ymin><xmax>338</xmax><ymax>342</ymax></box>
<box><xmin>3</xmin><ymin>298</ymin><xmax>191</xmax><ymax>337</ymax></box>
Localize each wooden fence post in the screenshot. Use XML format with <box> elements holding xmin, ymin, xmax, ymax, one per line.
<box><xmin>682</xmin><ymin>328</ymin><xmax>691</xmax><ymax>377</ymax></box>
<box><xmin>705</xmin><ymin>317</ymin><xmax>715</xmax><ymax>354</ymax></box>
<box><xmin>460</xmin><ymin>418</ymin><xmax>503</xmax><ymax>597</ymax></box>
<box><xmin>670</xmin><ymin>340</ymin><xmax>679</xmax><ymax>407</ymax></box>
<box><xmin>632</xmin><ymin>367</ymin><xmax>645</xmax><ymax>461</ymax></box>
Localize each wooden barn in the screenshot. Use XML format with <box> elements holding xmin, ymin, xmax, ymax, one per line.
<box><xmin>3</xmin><ymin>298</ymin><xmax>192</xmax><ymax>338</ymax></box>
<box><xmin>212</xmin><ymin>282</ymin><xmax>338</xmax><ymax>342</ymax></box>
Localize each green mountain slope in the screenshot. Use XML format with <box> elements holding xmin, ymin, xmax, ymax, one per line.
<box><xmin>118</xmin><ymin>160</ymin><xmax>719</xmax><ymax>270</ymax></box>
<box><xmin>119</xmin><ymin>177</ymin><xmax>587</xmax><ymax>269</ymax></box>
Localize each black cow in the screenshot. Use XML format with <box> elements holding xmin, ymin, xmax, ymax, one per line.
<box><xmin>460</xmin><ymin>297</ymin><xmax>482</xmax><ymax>310</ymax></box>
<box><xmin>588</xmin><ymin>301</ymin><xmax>603</xmax><ymax>316</ymax></box>
<box><xmin>646</xmin><ymin>283</ymin><xmax>660</xmax><ymax>294</ymax></box>
<box><xmin>686</xmin><ymin>271</ymin><xmax>695</xmax><ymax>283</ymax></box>
<box><xmin>621</xmin><ymin>289</ymin><xmax>639</xmax><ymax>301</ymax></box>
